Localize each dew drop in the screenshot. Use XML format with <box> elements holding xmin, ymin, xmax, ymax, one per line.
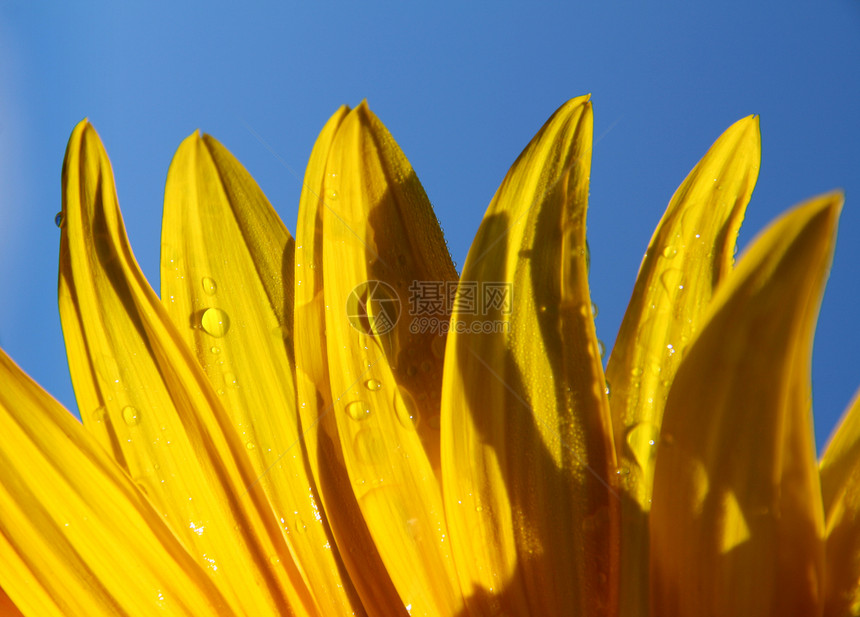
<box><xmin>201</xmin><ymin>308</ymin><xmax>231</xmax><ymax>337</ymax></box>
<box><xmin>122</xmin><ymin>405</ymin><xmax>140</xmax><ymax>426</ymax></box>
<box><xmin>591</xmin><ymin>301</ymin><xmax>599</xmax><ymax>318</ymax></box>
<box><xmin>329</xmin><ymin>190</ymin><xmax>339</xmax><ymax>201</ymax></box>
<box><xmin>201</xmin><ymin>277</ymin><xmax>217</xmax><ymax>295</ymax></box>
<box><xmin>625</xmin><ymin>422</ymin><xmax>661</xmax><ymax>470</ymax></box>
<box><xmin>210</xmin><ymin>346</ymin><xmax>220</xmax><ymax>354</ymax></box>
<box><xmin>364</xmin><ymin>378</ymin><xmax>382</xmax><ymax>391</ymax></box>
<box><xmin>659</xmin><ymin>269</ymin><xmax>685</xmax><ymax>295</ymax></box>
<box><xmin>420</xmin><ymin>360</ymin><xmax>432</xmax><ymax>372</ymax></box>
<box><xmin>661</xmin><ymin>245</ymin><xmax>677</xmax><ymax>259</ymax></box>
<box><xmin>394</xmin><ymin>386</ymin><xmax>419</xmax><ymax>430</ymax></box>
<box><xmin>135</xmin><ymin>478</ymin><xmax>150</xmax><ymax>496</ymax></box>
<box><xmin>294</xmin><ymin>516</ymin><xmax>308</xmax><ymax>534</ymax></box>
<box><xmin>346</xmin><ymin>400</ymin><xmax>371</xmax><ymax>421</ymax></box>
<box><xmin>406</xmin><ymin>365</ymin><xmax>417</xmax><ymax>377</ymax></box>
<box><xmin>54</xmin><ymin>212</ymin><xmax>64</xmax><ymax>228</ymax></box>
<box><xmin>91</xmin><ymin>406</ymin><xmax>107</xmax><ymax>423</ymax></box>
<box><xmin>631</xmin><ymin>366</ymin><xmax>643</xmax><ymax>377</ymax></box>
<box><xmin>604</xmin><ymin>380</ymin><xmax>611</xmax><ymax>398</ymax></box>
<box><xmin>269</xmin><ymin>555</ymin><xmax>280</xmax><ymax>565</ymax></box>
<box><xmin>224</xmin><ymin>372</ymin><xmax>238</xmax><ymax>389</ymax></box>
<box><xmin>245</xmin><ymin>441</ymin><xmax>256</xmax><ymax>450</ymax></box>
<box><xmin>597</xmin><ymin>339</ymin><xmax>606</xmax><ymax>359</ymax></box>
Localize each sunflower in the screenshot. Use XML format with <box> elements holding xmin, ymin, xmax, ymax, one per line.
<box><xmin>0</xmin><ymin>96</ymin><xmax>857</xmax><ymax>617</ymax></box>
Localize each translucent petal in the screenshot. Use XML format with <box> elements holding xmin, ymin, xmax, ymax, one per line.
<box><xmin>650</xmin><ymin>193</ymin><xmax>841</xmax><ymax>616</ymax></box>
<box><xmin>0</xmin><ymin>348</ymin><xmax>232</xmax><ymax>616</ymax></box>
<box><xmin>58</xmin><ymin>120</ymin><xmax>317</xmax><ymax>616</ymax></box>
<box><xmin>161</xmin><ymin>132</ymin><xmax>362</xmax><ymax>615</ymax></box>
<box><xmin>441</xmin><ymin>96</ymin><xmax>619</xmax><ymax>616</ymax></box>
<box><xmin>605</xmin><ymin>116</ymin><xmax>760</xmax><ymax>612</ymax></box>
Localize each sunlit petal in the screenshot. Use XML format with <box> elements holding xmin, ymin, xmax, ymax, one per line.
<box><xmin>441</xmin><ymin>96</ymin><xmax>619</xmax><ymax>616</ymax></box>
<box><xmin>605</xmin><ymin>116</ymin><xmax>760</xmax><ymax>613</ymax></box>
<box><xmin>296</xmin><ymin>102</ymin><xmax>462</xmax><ymax>615</ymax></box>
<box><xmin>58</xmin><ymin>120</ymin><xmax>317</xmax><ymax>615</ymax></box>
<box><xmin>0</xmin><ymin>349</ymin><xmax>232</xmax><ymax>616</ymax></box>
<box><xmin>161</xmin><ymin>132</ymin><xmax>362</xmax><ymax>615</ymax></box>
<box><xmin>650</xmin><ymin>193</ymin><xmax>841</xmax><ymax>616</ymax></box>
<box><xmin>294</xmin><ymin>106</ymin><xmax>410</xmax><ymax>616</ymax></box>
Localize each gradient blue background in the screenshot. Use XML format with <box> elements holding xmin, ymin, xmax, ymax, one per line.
<box><xmin>1</xmin><ymin>2</ymin><xmax>858</xmax><ymax>451</ymax></box>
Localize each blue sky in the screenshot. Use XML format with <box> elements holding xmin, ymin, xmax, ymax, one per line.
<box><xmin>1</xmin><ymin>2</ymin><xmax>858</xmax><ymax>451</ymax></box>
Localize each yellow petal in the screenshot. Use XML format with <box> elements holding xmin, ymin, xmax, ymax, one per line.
<box><xmin>0</xmin><ymin>348</ymin><xmax>231</xmax><ymax>616</ymax></box>
<box><xmin>298</xmin><ymin>101</ymin><xmax>463</xmax><ymax>615</ymax></box>
<box><xmin>650</xmin><ymin>193</ymin><xmax>841</xmax><ymax>616</ymax></box>
<box><xmin>294</xmin><ymin>105</ymin><xmax>410</xmax><ymax>616</ymax></box>
<box><xmin>441</xmin><ymin>96</ymin><xmax>618</xmax><ymax>615</ymax></box>
<box><xmin>605</xmin><ymin>116</ymin><xmax>760</xmax><ymax>613</ymax></box>
<box><xmin>819</xmin><ymin>390</ymin><xmax>860</xmax><ymax>616</ymax></box>
<box><xmin>161</xmin><ymin>132</ymin><xmax>362</xmax><ymax>616</ymax></box>
<box><xmin>57</xmin><ymin>120</ymin><xmax>317</xmax><ymax>616</ymax></box>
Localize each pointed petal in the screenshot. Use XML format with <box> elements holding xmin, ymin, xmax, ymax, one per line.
<box><xmin>294</xmin><ymin>106</ymin><xmax>408</xmax><ymax>616</ymax></box>
<box><xmin>161</xmin><ymin>132</ymin><xmax>363</xmax><ymax>616</ymax></box>
<box><xmin>650</xmin><ymin>193</ymin><xmax>841</xmax><ymax>617</ymax></box>
<box><xmin>605</xmin><ymin>116</ymin><xmax>760</xmax><ymax>612</ymax></box>
<box><xmin>308</xmin><ymin>102</ymin><xmax>463</xmax><ymax>614</ymax></box>
<box><xmin>0</xmin><ymin>348</ymin><xmax>232</xmax><ymax>616</ymax></box>
<box><xmin>57</xmin><ymin>120</ymin><xmax>317</xmax><ymax>616</ymax></box>
<box><xmin>819</xmin><ymin>390</ymin><xmax>860</xmax><ymax>616</ymax></box>
<box><xmin>441</xmin><ymin>97</ymin><xmax>619</xmax><ymax>615</ymax></box>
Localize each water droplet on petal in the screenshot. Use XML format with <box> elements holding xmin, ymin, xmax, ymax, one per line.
<box><xmin>661</xmin><ymin>245</ymin><xmax>677</xmax><ymax>259</ymax></box>
<box><xmin>626</xmin><ymin>422</ymin><xmax>661</xmax><ymax>470</ymax></box>
<box><xmin>122</xmin><ymin>405</ymin><xmax>140</xmax><ymax>426</ymax></box>
<box><xmin>591</xmin><ymin>301</ymin><xmax>599</xmax><ymax>317</ymax></box>
<box><xmin>364</xmin><ymin>379</ymin><xmax>382</xmax><ymax>391</ymax></box>
<box><xmin>91</xmin><ymin>406</ymin><xmax>107</xmax><ymax>422</ymax></box>
<box><xmin>54</xmin><ymin>212</ymin><xmax>64</xmax><ymax>228</ymax></box>
<box><xmin>346</xmin><ymin>400</ymin><xmax>371</xmax><ymax>421</ymax></box>
<box><xmin>210</xmin><ymin>346</ymin><xmax>220</xmax><ymax>354</ymax></box>
<box><xmin>597</xmin><ymin>339</ymin><xmax>606</xmax><ymax>359</ymax></box>
<box><xmin>201</xmin><ymin>308</ymin><xmax>230</xmax><ymax>337</ymax></box>
<box><xmin>294</xmin><ymin>516</ymin><xmax>308</xmax><ymax>534</ymax></box>
<box><xmin>224</xmin><ymin>372</ymin><xmax>238</xmax><ymax>389</ymax></box>
<box><xmin>201</xmin><ymin>277</ymin><xmax>217</xmax><ymax>295</ymax></box>
<box><xmin>329</xmin><ymin>190</ymin><xmax>338</xmax><ymax>201</ymax></box>
<box><xmin>660</xmin><ymin>269</ymin><xmax>685</xmax><ymax>295</ymax></box>
<box><xmin>245</xmin><ymin>441</ymin><xmax>255</xmax><ymax>450</ymax></box>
